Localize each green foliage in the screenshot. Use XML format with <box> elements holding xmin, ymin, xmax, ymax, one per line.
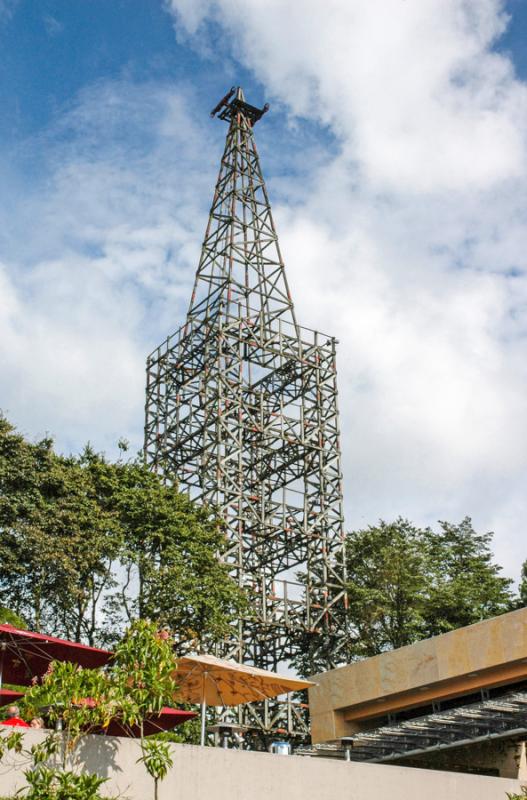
<box><xmin>346</xmin><ymin>518</ymin><xmax>428</xmax><ymax>656</ymax></box>
<box><xmin>0</xmin><ymin>730</ymin><xmax>24</xmax><ymax>758</ymax></box>
<box><xmin>507</xmin><ymin>788</ymin><xmax>527</xmax><ymax>800</ymax></box>
<box><xmin>344</xmin><ymin>517</ymin><xmax>514</xmax><ymax>659</ymax></box>
<box><xmin>98</xmin><ymin>457</ymin><xmax>247</xmax><ymax>649</ymax></box>
<box><xmin>0</xmin><ymin>415</ymin><xmax>247</xmax><ymax>649</ymax></box>
<box><xmin>0</xmin><ymin>606</ymin><xmax>26</xmax><ymax>628</ymax></box>
<box><xmin>519</xmin><ymin>560</ymin><xmax>527</xmax><ymax>608</ymax></box>
<box><xmin>108</xmin><ymin>619</ymin><xmax>179</xmax><ymax>725</ymax></box>
<box><xmin>1</xmin><ymin>621</ymin><xmax>179</xmax><ymax>800</ymax></box>
<box><xmin>0</xmin><ymin>725</ymin><xmax>108</xmax><ymax>800</ymax></box>
<box><xmin>107</xmin><ymin>621</ymin><xmax>179</xmax><ymax>796</ymax></box>
<box><xmin>137</xmin><ymin>737</ymin><xmax>173</xmax><ymax>800</ymax></box>
<box><xmin>23</xmin><ymin>661</ymin><xmax>109</xmax><ymax>755</ymax></box>
<box><xmin>425</xmin><ymin>518</ymin><xmax>514</xmax><ymax>635</ymax></box>
<box><xmin>24</xmin><ymin>768</ymin><xmax>107</xmax><ymax>800</ymax></box>
<box><xmin>0</xmin><ymin>417</ymin><xmax>121</xmax><ymax>643</ymax></box>
<box><xmin>295</xmin><ymin>516</ymin><xmax>516</xmax><ymax>675</ymax></box>
<box><xmin>23</xmin><ymin>620</ymin><xmax>179</xmax><ymax>743</ymax></box>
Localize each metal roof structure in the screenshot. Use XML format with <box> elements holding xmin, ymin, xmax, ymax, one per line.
<box><xmin>341</xmin><ymin>689</ymin><xmax>527</xmax><ymax>762</ymax></box>
<box><xmin>308</xmin><ymin>607</ymin><xmax>527</xmax><ymax>748</ymax></box>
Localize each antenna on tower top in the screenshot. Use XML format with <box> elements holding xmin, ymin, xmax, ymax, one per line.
<box><xmin>210</xmin><ymin>85</ymin><xmax>269</xmax><ymax>124</ymax></box>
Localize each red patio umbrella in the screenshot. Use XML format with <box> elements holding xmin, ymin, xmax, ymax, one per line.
<box><xmin>1</xmin><ymin>687</ymin><xmax>194</xmax><ymax>737</ymax></box>
<box><xmin>0</xmin><ymin>688</ymin><xmax>24</xmax><ymax>707</ymax></box>
<box><xmin>102</xmin><ymin>707</ymin><xmax>196</xmax><ymax>737</ymax></box>
<box><xmin>0</xmin><ymin>624</ymin><xmax>112</xmax><ymax>687</ymax></box>
<box><xmin>0</xmin><ymin>626</ymin><xmax>195</xmax><ymax>738</ymax></box>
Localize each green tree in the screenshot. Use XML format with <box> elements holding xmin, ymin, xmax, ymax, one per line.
<box><xmin>104</xmin><ymin>457</ymin><xmax>247</xmax><ymax>650</ymax></box>
<box><xmin>0</xmin><ymin>607</ymin><xmax>26</xmax><ymax>628</ymax></box>
<box><xmin>0</xmin><ymin>621</ymin><xmax>179</xmax><ymax>800</ymax></box>
<box><xmin>345</xmin><ymin>519</ymin><xmax>430</xmax><ymax>657</ymax></box>
<box><xmin>519</xmin><ymin>560</ymin><xmax>527</xmax><ymax>607</ymax></box>
<box><xmin>0</xmin><ymin>415</ymin><xmax>247</xmax><ymax>650</ymax></box>
<box><xmin>343</xmin><ymin>517</ymin><xmax>513</xmax><ymax>659</ymax></box>
<box><xmin>425</xmin><ymin>518</ymin><xmax>514</xmax><ymax>636</ymax></box>
<box><xmin>0</xmin><ymin>417</ymin><xmax>121</xmax><ymax>642</ymax></box>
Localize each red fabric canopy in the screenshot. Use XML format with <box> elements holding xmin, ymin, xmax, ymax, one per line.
<box><xmin>0</xmin><ymin>626</ymin><xmax>195</xmax><ymax>738</ymax></box>
<box><xmin>0</xmin><ymin>688</ymin><xmax>24</xmax><ymax>707</ymax></box>
<box><xmin>103</xmin><ymin>707</ymin><xmax>196</xmax><ymax>737</ymax></box>
<box><xmin>0</xmin><ymin>624</ymin><xmax>112</xmax><ymax>686</ymax></box>
<box><xmin>0</xmin><ymin>687</ymin><xmax>194</xmax><ymax>736</ymax></box>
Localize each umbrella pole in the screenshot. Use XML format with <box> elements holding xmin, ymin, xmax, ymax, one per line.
<box><xmin>200</xmin><ymin>699</ymin><xmax>207</xmax><ymax>746</ymax></box>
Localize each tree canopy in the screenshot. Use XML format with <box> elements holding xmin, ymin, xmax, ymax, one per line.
<box><xmin>294</xmin><ymin>516</ymin><xmax>519</xmax><ymax>676</ymax></box>
<box><xmin>0</xmin><ymin>415</ymin><xmax>246</xmax><ymax>649</ymax></box>
<box><xmin>519</xmin><ymin>559</ymin><xmax>527</xmax><ymax>608</ymax></box>
<box><xmin>0</xmin><ymin>620</ymin><xmax>180</xmax><ymax>800</ymax></box>
<box><xmin>344</xmin><ymin>517</ymin><xmax>515</xmax><ymax>659</ymax></box>
<box><xmin>1</xmin><ymin>414</ymin><xmax>524</xmax><ymax>674</ymax></box>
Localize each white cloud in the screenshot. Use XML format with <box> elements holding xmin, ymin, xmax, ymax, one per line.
<box><xmin>1</xmin><ymin>0</ymin><xmax>526</xmax><ymax>585</ymax></box>
<box><xmin>0</xmin><ymin>82</ymin><xmax>215</xmax><ymax>454</ymax></box>
<box><xmin>166</xmin><ymin>0</ymin><xmax>527</xmax><ymax>578</ymax></box>
<box><xmin>168</xmin><ymin>0</ymin><xmax>527</xmax><ymax>191</ymax></box>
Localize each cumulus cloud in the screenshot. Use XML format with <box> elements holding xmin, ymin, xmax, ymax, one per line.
<box><xmin>168</xmin><ymin>0</ymin><xmax>527</xmax><ymax>191</ymax></box>
<box><xmin>166</xmin><ymin>0</ymin><xmax>527</xmax><ymax>577</ymax></box>
<box><xmin>1</xmin><ymin>0</ymin><xmax>526</xmax><ymax>582</ymax></box>
<box><xmin>0</xmin><ymin>81</ymin><xmax>215</xmax><ymax>454</ymax></box>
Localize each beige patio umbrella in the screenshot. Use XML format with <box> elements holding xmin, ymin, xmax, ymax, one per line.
<box><xmin>172</xmin><ymin>653</ymin><xmax>314</xmax><ymax>745</ymax></box>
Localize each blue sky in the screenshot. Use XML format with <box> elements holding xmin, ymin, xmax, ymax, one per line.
<box><xmin>1</xmin><ymin>0</ymin><xmax>527</xmax><ymax>579</ymax></box>
<box><xmin>0</xmin><ymin>1</ymin><xmax>330</xmax><ymax>168</ymax></box>
<box><xmin>1</xmin><ymin>2</ymin><xmax>226</xmax><ymax>142</ymax></box>
<box><xmin>500</xmin><ymin>0</ymin><xmax>527</xmax><ymax>76</ymax></box>
<box><xmin>1</xmin><ymin>1</ymin><xmax>526</xmax><ymax>142</ymax></box>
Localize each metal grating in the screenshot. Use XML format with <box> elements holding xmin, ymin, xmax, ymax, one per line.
<box><xmin>341</xmin><ymin>690</ymin><xmax>527</xmax><ymax>762</ymax></box>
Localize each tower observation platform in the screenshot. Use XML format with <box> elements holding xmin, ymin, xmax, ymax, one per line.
<box><xmin>144</xmin><ymin>87</ymin><xmax>348</xmax><ymax>740</ymax></box>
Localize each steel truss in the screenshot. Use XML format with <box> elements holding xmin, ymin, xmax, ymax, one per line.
<box><xmin>144</xmin><ymin>88</ymin><xmax>347</xmax><ymax>739</ymax></box>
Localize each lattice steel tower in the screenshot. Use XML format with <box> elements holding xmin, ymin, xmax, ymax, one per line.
<box><xmin>145</xmin><ymin>88</ymin><xmax>347</xmax><ymax>738</ymax></box>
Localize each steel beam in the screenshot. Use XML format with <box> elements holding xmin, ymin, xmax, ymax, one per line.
<box><xmin>144</xmin><ymin>87</ymin><xmax>347</xmax><ymax>741</ymax></box>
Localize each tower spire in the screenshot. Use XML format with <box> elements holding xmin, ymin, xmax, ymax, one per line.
<box><xmin>188</xmin><ymin>87</ymin><xmax>297</xmax><ymax>331</ymax></box>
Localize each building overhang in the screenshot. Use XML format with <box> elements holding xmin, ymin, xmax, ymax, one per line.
<box><xmin>308</xmin><ymin>606</ymin><xmax>527</xmax><ymax>744</ymax></box>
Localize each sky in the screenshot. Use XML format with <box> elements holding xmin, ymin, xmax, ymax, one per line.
<box><xmin>1</xmin><ymin>0</ymin><xmax>527</xmax><ymax>582</ymax></box>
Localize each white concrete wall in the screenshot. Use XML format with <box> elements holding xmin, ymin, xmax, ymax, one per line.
<box><xmin>0</xmin><ymin>730</ymin><xmax>523</xmax><ymax>800</ymax></box>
